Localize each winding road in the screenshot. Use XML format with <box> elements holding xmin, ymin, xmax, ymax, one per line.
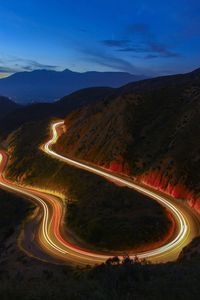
<box><xmin>0</xmin><ymin>120</ymin><xmax>200</xmax><ymax>265</ymax></box>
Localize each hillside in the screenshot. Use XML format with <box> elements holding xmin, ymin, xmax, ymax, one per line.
<box><xmin>2</xmin><ymin>108</ymin><xmax>200</xmax><ymax>300</ymax></box>
<box><xmin>119</xmin><ymin>67</ymin><xmax>200</xmax><ymax>94</ymax></box>
<box><xmin>54</xmin><ymin>67</ymin><xmax>200</xmax><ymax>214</ymax></box>
<box><xmin>0</xmin><ymin>87</ymin><xmax>113</xmax><ymax>137</ymax></box>
<box><xmin>0</xmin><ymin>184</ymin><xmax>199</xmax><ymax>300</ymax></box>
<box><xmin>0</xmin><ymin>69</ymin><xmax>146</xmax><ymax>104</ymax></box>
<box><xmin>0</xmin><ymin>96</ymin><xmax>21</xmax><ymax>119</ymax></box>
<box><xmin>1</xmin><ymin>68</ymin><xmax>200</xmax><ymax>300</ymax></box>
<box><xmin>2</xmin><ymin>68</ymin><xmax>200</xmax><ymax>137</ymax></box>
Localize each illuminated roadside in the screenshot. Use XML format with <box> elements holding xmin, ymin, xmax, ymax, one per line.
<box><xmin>43</xmin><ymin>121</ymin><xmax>195</xmax><ymax>261</ymax></box>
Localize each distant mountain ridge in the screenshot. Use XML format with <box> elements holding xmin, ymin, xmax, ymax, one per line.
<box><xmin>0</xmin><ymin>69</ymin><xmax>146</xmax><ymax>104</ymax></box>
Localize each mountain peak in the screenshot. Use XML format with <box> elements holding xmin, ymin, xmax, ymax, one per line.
<box><xmin>62</xmin><ymin>68</ymin><xmax>74</xmax><ymax>73</ymax></box>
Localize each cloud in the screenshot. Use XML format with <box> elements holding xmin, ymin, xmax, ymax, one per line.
<box><xmin>0</xmin><ymin>66</ymin><xmax>17</xmax><ymax>73</ymax></box>
<box><xmin>101</xmin><ymin>39</ymin><xmax>130</xmax><ymax>47</ymax></box>
<box><xmin>101</xmin><ymin>23</ymin><xmax>181</xmax><ymax>59</ymax></box>
<box><xmin>21</xmin><ymin>60</ymin><xmax>58</xmax><ymax>71</ymax></box>
<box><xmin>118</xmin><ymin>46</ymin><xmax>147</xmax><ymax>53</ymax></box>
<box><xmin>0</xmin><ymin>56</ymin><xmax>59</xmax><ymax>74</ymax></box>
<box><xmin>81</xmin><ymin>48</ymin><xmax>148</xmax><ymax>74</ymax></box>
<box><xmin>148</xmin><ymin>41</ymin><xmax>180</xmax><ymax>58</ymax></box>
<box><xmin>144</xmin><ymin>54</ymin><xmax>160</xmax><ymax>60</ymax></box>
<box><xmin>127</xmin><ymin>23</ymin><xmax>152</xmax><ymax>38</ymax></box>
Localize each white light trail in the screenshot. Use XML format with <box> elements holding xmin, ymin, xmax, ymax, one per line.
<box><xmin>43</xmin><ymin>121</ymin><xmax>190</xmax><ymax>260</ymax></box>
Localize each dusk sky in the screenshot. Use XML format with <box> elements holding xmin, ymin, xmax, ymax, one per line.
<box><xmin>0</xmin><ymin>0</ymin><xmax>200</xmax><ymax>77</ymax></box>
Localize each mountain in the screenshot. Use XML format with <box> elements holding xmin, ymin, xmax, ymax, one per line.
<box><xmin>0</xmin><ymin>69</ymin><xmax>146</xmax><ymax>104</ymax></box>
<box><xmin>54</xmin><ymin>67</ymin><xmax>200</xmax><ymax>214</ymax></box>
<box><xmin>0</xmin><ymin>96</ymin><xmax>21</xmax><ymax>119</ymax></box>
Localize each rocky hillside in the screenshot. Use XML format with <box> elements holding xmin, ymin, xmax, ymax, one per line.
<box><xmin>55</xmin><ymin>68</ymin><xmax>200</xmax><ymax>213</ymax></box>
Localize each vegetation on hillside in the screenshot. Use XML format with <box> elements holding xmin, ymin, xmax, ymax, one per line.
<box><xmin>55</xmin><ymin>76</ymin><xmax>200</xmax><ymax>210</ymax></box>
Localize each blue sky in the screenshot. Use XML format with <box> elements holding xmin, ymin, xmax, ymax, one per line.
<box><xmin>0</xmin><ymin>0</ymin><xmax>200</xmax><ymax>77</ymax></box>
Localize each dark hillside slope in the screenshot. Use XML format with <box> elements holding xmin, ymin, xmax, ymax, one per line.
<box><xmin>55</xmin><ymin>68</ymin><xmax>200</xmax><ymax>214</ymax></box>
<box><xmin>0</xmin><ymin>87</ymin><xmax>113</xmax><ymax>136</ymax></box>
<box><xmin>0</xmin><ymin>96</ymin><xmax>21</xmax><ymax>119</ymax></box>
<box><xmin>119</xmin><ymin>67</ymin><xmax>200</xmax><ymax>94</ymax></box>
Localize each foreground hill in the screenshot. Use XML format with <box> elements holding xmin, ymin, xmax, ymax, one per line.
<box><xmin>0</xmin><ymin>69</ymin><xmax>146</xmax><ymax>104</ymax></box>
<box><xmin>54</xmin><ymin>67</ymin><xmax>200</xmax><ymax>214</ymax></box>
<box><xmin>0</xmin><ymin>189</ymin><xmax>199</xmax><ymax>300</ymax></box>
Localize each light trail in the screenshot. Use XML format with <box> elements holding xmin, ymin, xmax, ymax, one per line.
<box><xmin>42</xmin><ymin>121</ymin><xmax>194</xmax><ymax>261</ymax></box>
<box><xmin>0</xmin><ymin>152</ymin><xmax>66</xmax><ymax>255</ymax></box>
<box><xmin>0</xmin><ymin>120</ymin><xmax>199</xmax><ymax>265</ymax></box>
<box><xmin>0</xmin><ymin>152</ymin><xmax>109</xmax><ymax>263</ymax></box>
